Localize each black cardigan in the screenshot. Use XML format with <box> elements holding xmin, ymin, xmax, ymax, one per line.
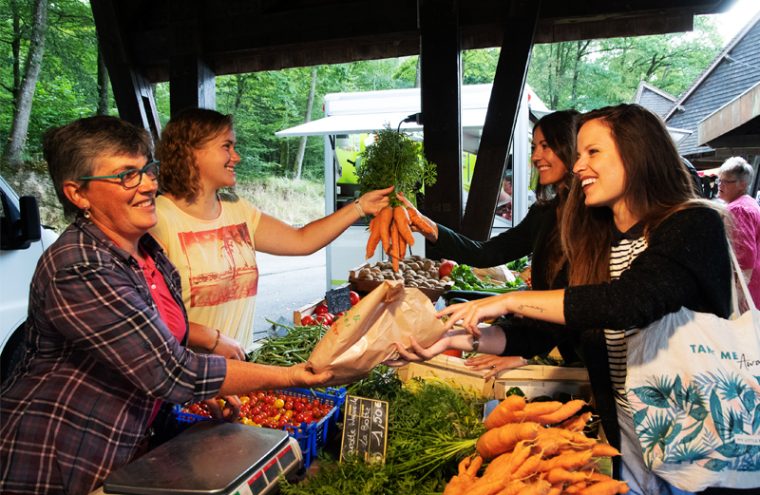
<box><xmin>502</xmin><ymin>206</ymin><xmax>732</xmax><ymax>475</ymax></box>
<box><xmin>430</xmin><ymin>198</ymin><xmax>560</xmax><ymax>290</ymax></box>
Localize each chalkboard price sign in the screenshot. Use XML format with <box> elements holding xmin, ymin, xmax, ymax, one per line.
<box><xmin>325</xmin><ymin>285</ymin><xmax>351</xmax><ymax>314</ymax></box>
<box><xmin>339</xmin><ymin>395</ymin><xmax>389</xmax><ymax>464</ymax></box>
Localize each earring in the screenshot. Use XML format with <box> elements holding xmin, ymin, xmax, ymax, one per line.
<box><xmin>83</xmin><ymin>208</ymin><xmax>91</xmax><ymax>219</ymax></box>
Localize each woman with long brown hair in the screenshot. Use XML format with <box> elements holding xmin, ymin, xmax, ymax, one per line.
<box><xmin>390</xmin><ymin>104</ymin><xmax>733</xmax><ymax>494</ymax></box>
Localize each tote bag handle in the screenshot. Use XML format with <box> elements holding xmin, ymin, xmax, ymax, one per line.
<box><xmin>728</xmin><ymin>244</ymin><xmax>756</xmax><ymax>316</ymax></box>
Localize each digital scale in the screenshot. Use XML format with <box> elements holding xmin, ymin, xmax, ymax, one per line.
<box><xmin>99</xmin><ymin>421</ymin><xmax>303</xmax><ymax>495</ymax></box>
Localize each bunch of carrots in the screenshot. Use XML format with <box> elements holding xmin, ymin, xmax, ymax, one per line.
<box><xmin>365</xmin><ymin>203</ymin><xmax>435</xmax><ymax>271</ymax></box>
<box><xmin>444</xmin><ymin>395</ymin><xmax>629</xmax><ymax>495</ymax></box>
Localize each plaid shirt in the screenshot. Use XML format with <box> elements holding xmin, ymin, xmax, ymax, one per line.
<box><xmin>0</xmin><ymin>217</ymin><xmax>226</xmax><ymax>494</ymax></box>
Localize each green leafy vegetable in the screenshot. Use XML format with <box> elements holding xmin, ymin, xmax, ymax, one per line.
<box><xmin>280</xmin><ymin>379</ymin><xmax>485</xmax><ymax>494</ymax></box>
<box><xmin>356</xmin><ymin>126</ymin><xmax>436</xmax><ymax>202</ymax></box>
<box><xmin>506</xmin><ymin>256</ymin><xmax>530</xmax><ymax>272</ymax></box>
<box><xmin>450</xmin><ymin>264</ymin><xmax>524</xmax><ymax>292</ymax></box>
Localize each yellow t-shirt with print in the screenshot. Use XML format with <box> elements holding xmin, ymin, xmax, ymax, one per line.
<box><xmin>151</xmin><ymin>195</ymin><xmax>262</xmax><ymax>349</ymax></box>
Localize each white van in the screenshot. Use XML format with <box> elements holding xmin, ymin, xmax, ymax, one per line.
<box><xmin>0</xmin><ymin>175</ymin><xmax>58</xmax><ymax>381</ymax></box>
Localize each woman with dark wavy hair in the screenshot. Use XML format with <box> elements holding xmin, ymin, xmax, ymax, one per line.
<box><xmin>392</xmin><ymin>104</ymin><xmax>734</xmax><ymax>495</ymax></box>
<box><xmin>400</xmin><ymin>109</ymin><xmax>580</xmax><ymax>375</ymax></box>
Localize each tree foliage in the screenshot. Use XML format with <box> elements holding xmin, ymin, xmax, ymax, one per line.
<box><xmin>527</xmin><ymin>16</ymin><xmax>723</xmax><ymax>111</ymax></box>
<box><xmin>0</xmin><ymin>1</ymin><xmax>726</xmax><ymax>175</ymax></box>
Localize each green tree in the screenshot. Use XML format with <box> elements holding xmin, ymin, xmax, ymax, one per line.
<box><xmin>527</xmin><ymin>16</ymin><xmax>723</xmax><ymax>111</ymax></box>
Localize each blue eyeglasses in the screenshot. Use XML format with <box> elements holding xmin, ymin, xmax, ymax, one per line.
<box><xmin>78</xmin><ymin>160</ymin><xmax>160</xmax><ymax>189</ymax></box>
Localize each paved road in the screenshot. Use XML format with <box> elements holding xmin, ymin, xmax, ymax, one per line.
<box><xmin>251</xmin><ymin>249</ymin><xmax>327</xmax><ymax>342</ymax></box>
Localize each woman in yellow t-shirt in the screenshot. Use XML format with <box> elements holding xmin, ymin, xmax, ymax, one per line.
<box><xmin>151</xmin><ymin>108</ymin><xmax>392</xmax><ymax>357</ymax></box>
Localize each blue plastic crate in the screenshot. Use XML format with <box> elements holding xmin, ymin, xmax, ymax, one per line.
<box><xmin>173</xmin><ymin>387</ymin><xmax>346</xmax><ymax>468</ymax></box>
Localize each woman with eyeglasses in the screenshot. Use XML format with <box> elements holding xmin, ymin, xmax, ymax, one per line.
<box><xmin>718</xmin><ymin>156</ymin><xmax>760</xmax><ymax>306</ymax></box>
<box><xmin>0</xmin><ymin>116</ymin><xmax>333</xmax><ymax>495</ymax></box>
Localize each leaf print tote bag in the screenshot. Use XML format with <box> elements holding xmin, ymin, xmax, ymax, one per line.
<box><xmin>625</xmin><ymin>249</ymin><xmax>760</xmax><ymax>492</ymax></box>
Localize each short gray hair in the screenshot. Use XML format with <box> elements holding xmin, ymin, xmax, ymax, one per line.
<box><xmin>719</xmin><ymin>156</ymin><xmax>753</xmax><ymax>193</ymax></box>
<box><xmin>42</xmin><ymin>116</ymin><xmax>153</xmax><ymax>217</ymax></box>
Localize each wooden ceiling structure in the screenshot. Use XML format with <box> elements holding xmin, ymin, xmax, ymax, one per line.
<box><xmin>90</xmin><ymin>0</ymin><xmax>735</xmax><ymax>239</ymax></box>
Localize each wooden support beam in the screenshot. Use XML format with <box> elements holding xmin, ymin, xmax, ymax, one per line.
<box><xmin>460</xmin><ymin>0</ymin><xmax>540</xmax><ymax>240</ymax></box>
<box><xmin>90</xmin><ymin>0</ymin><xmax>161</xmax><ymax>139</ymax></box>
<box><xmin>419</xmin><ymin>0</ymin><xmax>463</xmax><ymax>232</ymax></box>
<box><xmin>168</xmin><ymin>0</ymin><xmax>216</xmax><ymax>116</ymax></box>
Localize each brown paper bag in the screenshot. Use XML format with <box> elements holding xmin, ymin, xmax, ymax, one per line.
<box><xmin>307</xmin><ymin>280</ymin><xmax>446</xmax><ymax>384</ymax></box>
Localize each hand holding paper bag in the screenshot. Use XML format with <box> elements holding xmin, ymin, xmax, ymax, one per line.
<box><xmin>307</xmin><ymin>280</ymin><xmax>446</xmax><ymax>384</ymax></box>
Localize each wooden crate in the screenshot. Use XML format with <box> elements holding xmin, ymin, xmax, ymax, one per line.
<box><xmin>293</xmin><ymin>298</ymin><xmax>325</xmax><ymax>326</ymax></box>
<box><xmin>396</xmin><ymin>354</ymin><xmax>495</xmax><ymax>398</ymax></box>
<box><xmin>493</xmin><ymin>365</ymin><xmax>591</xmax><ymax>400</ymax></box>
<box><xmin>348</xmin><ymin>263</ymin><xmax>452</xmax><ymax>302</ymax></box>
<box><xmin>396</xmin><ymin>354</ymin><xmax>591</xmax><ymax>401</ymax></box>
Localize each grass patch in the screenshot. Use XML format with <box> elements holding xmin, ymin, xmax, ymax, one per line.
<box><xmin>235</xmin><ymin>176</ymin><xmax>325</xmax><ymax>226</ymax></box>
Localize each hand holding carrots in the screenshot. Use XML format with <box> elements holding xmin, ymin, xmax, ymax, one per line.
<box><xmin>364</xmin><ymin>191</ymin><xmax>437</xmax><ymax>271</ymax></box>
<box><xmin>355</xmin><ymin>185</ymin><xmax>395</xmax><ymax>217</ymax></box>
<box><xmin>397</xmin><ymin>192</ymin><xmax>438</xmax><ymax>241</ymax></box>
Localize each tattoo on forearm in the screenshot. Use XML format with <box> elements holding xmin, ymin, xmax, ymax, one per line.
<box><xmin>517</xmin><ymin>304</ymin><xmax>544</xmax><ymax>314</ymax></box>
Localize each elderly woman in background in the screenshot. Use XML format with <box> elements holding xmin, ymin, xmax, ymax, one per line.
<box><xmin>0</xmin><ymin>116</ymin><xmax>331</xmax><ymax>495</ymax></box>
<box><xmin>718</xmin><ymin>156</ymin><xmax>760</xmax><ymax>306</ymax></box>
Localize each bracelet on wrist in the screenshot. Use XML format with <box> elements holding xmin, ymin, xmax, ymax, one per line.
<box><xmin>210</xmin><ymin>329</ymin><xmax>221</xmax><ymax>353</ymax></box>
<box><xmin>353</xmin><ymin>199</ymin><xmax>366</xmax><ymax>218</ymax></box>
<box><xmin>471</xmin><ymin>336</ymin><xmax>480</xmax><ymax>353</ymax></box>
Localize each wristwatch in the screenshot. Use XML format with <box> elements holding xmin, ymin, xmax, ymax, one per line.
<box><xmin>471</xmin><ymin>336</ymin><xmax>480</xmax><ymax>353</ymax></box>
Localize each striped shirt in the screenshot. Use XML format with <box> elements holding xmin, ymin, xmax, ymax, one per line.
<box><xmin>0</xmin><ymin>217</ymin><xmax>227</xmax><ymax>495</ymax></box>
<box><xmin>604</xmin><ymin>226</ymin><xmax>648</xmax><ymax>414</ymax></box>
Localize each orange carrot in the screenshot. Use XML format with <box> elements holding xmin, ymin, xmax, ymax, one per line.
<box><xmin>515</xmin><ymin>479</ymin><xmax>551</xmax><ymax>495</ymax></box>
<box><xmin>365</xmin><ymin>217</ymin><xmax>381</xmax><ymax>259</ymax></box>
<box><xmin>534</xmin><ymin>400</ymin><xmax>587</xmax><ymax>425</ymax></box>
<box><xmin>547</xmin><ymin>486</ymin><xmax>563</xmax><ymax>495</ymax></box>
<box><xmin>377</xmin><ymin>206</ymin><xmax>393</xmax><ymax>253</ymax></box>
<box><xmin>467</xmin><ymin>455</ymin><xmax>484</xmax><ymax>477</ymax></box>
<box><xmin>484</xmin><ymin>394</ymin><xmax>527</xmax><ymax>429</ymax></box>
<box><xmin>512</xmin><ymin>452</ymin><xmax>543</xmax><ymax>480</ymax></box>
<box><xmin>538</xmin><ymin>450</ymin><xmax>593</xmax><ymax>472</ymax></box>
<box><xmin>591</xmin><ymin>443</ymin><xmax>621</xmax><ymax>458</ymax></box>
<box><xmin>511</xmin><ymin>401</ymin><xmax>563</xmax><ymax>422</ymax></box>
<box><xmin>407</xmin><ymin>207</ymin><xmax>436</xmax><ymax>236</ymax></box>
<box><xmin>467</xmin><ymin>477</ymin><xmax>507</xmax><ymax>495</ymax></box>
<box><xmin>393</xmin><ymin>205</ymin><xmax>415</xmax><ymax>246</ymax></box>
<box><xmin>397</xmin><ymin>229</ymin><xmax>407</xmax><ymax>260</ymax></box>
<box><xmin>546</xmin><ymin>468</ymin><xmax>590</xmax><ymax>484</ymax></box>
<box><xmin>390</xmin><ymin>222</ymin><xmax>400</xmax><ymax>272</ymax></box>
<box><xmin>476</xmin><ymin>422</ymin><xmax>541</xmax><ymax>459</ymax></box>
<box><xmin>580</xmin><ymin>480</ymin><xmax>629</xmax><ymax>494</ymax></box>
<box><xmin>558</xmin><ymin>411</ymin><xmax>593</xmax><ymax>432</ymax></box>
<box><xmin>496</xmin><ymin>481</ymin><xmax>527</xmax><ymax>495</ymax></box>
<box><xmin>483</xmin><ymin>451</ymin><xmax>514</xmax><ymax>479</ymax></box>
<box><xmin>533</xmin><ymin>431</ymin><xmax>594</xmax><ymax>456</ymax></box>
<box><xmin>458</xmin><ymin>456</ymin><xmax>472</xmax><ymax>475</ymax></box>
<box><xmin>565</xmin><ymin>482</ymin><xmax>588</xmax><ymax>494</ymax></box>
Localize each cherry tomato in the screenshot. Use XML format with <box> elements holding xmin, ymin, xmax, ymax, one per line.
<box><xmin>273</xmin><ymin>398</ymin><xmax>285</xmax><ymax>409</ymax></box>
<box><xmin>349</xmin><ymin>291</ymin><xmax>361</xmax><ymax>306</ymax></box>
<box><xmin>300</xmin><ymin>315</ymin><xmax>316</xmax><ymax>326</ymax></box>
<box><xmin>314</xmin><ymin>303</ymin><xmax>329</xmax><ymax>315</ymax></box>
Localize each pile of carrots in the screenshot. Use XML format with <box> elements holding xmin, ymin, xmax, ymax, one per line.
<box><xmin>365</xmin><ymin>204</ymin><xmax>435</xmax><ymax>271</ymax></box>
<box><xmin>444</xmin><ymin>395</ymin><xmax>629</xmax><ymax>495</ymax></box>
